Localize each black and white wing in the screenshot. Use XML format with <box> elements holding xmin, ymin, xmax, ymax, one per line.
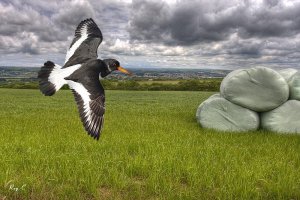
<box><xmin>68</xmin><ymin>79</ymin><xmax>105</xmax><ymax>140</ymax></box>
<box><xmin>64</xmin><ymin>18</ymin><xmax>103</xmax><ymax>68</ymax></box>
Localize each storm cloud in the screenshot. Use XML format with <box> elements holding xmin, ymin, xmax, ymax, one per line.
<box><xmin>129</xmin><ymin>0</ymin><xmax>300</xmax><ymax>45</ymax></box>
<box><xmin>0</xmin><ymin>0</ymin><xmax>300</xmax><ymax>69</ymax></box>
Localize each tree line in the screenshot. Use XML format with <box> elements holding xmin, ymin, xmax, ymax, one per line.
<box><xmin>0</xmin><ymin>79</ymin><xmax>221</xmax><ymax>91</ymax></box>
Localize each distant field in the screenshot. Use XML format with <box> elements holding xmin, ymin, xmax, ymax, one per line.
<box><xmin>137</xmin><ymin>80</ymin><xmax>180</xmax><ymax>84</ymax></box>
<box><xmin>1</xmin><ymin>89</ymin><xmax>300</xmax><ymax>199</ymax></box>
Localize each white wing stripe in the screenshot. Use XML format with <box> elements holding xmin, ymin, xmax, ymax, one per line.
<box><xmin>65</xmin><ymin>25</ymin><xmax>88</xmax><ymax>64</ymax></box>
<box><xmin>67</xmin><ymin>80</ymin><xmax>92</xmax><ymax>123</ymax></box>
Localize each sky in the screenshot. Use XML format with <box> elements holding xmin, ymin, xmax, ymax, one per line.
<box><xmin>1</xmin><ymin>0</ymin><xmax>300</xmax><ymax>69</ymax></box>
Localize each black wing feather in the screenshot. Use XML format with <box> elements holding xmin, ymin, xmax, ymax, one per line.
<box><xmin>71</xmin><ymin>89</ymin><xmax>105</xmax><ymax>140</ymax></box>
<box><xmin>64</xmin><ymin>18</ymin><xmax>103</xmax><ymax>68</ymax></box>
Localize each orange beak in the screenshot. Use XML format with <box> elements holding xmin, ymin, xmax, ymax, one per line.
<box><xmin>117</xmin><ymin>66</ymin><xmax>132</xmax><ymax>75</ymax></box>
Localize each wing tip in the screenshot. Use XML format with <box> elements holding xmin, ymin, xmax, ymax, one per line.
<box><xmin>76</xmin><ymin>18</ymin><xmax>98</xmax><ymax>31</ymax></box>
<box><xmin>84</xmin><ymin>116</ymin><xmax>102</xmax><ymax>140</ymax></box>
<box><xmin>86</xmin><ymin>129</ymin><xmax>101</xmax><ymax>140</ymax></box>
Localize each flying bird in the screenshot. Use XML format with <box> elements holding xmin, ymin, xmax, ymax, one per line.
<box><xmin>38</xmin><ymin>18</ymin><xmax>131</xmax><ymax>140</ymax></box>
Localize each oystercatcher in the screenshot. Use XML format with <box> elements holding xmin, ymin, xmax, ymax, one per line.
<box><xmin>38</xmin><ymin>18</ymin><xmax>131</xmax><ymax>140</ymax></box>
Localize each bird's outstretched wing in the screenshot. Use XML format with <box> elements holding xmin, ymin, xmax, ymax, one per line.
<box><xmin>64</xmin><ymin>18</ymin><xmax>103</xmax><ymax>68</ymax></box>
<box><xmin>67</xmin><ymin>77</ymin><xmax>105</xmax><ymax>140</ymax></box>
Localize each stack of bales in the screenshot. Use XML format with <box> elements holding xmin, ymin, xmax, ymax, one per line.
<box><xmin>196</xmin><ymin>67</ymin><xmax>300</xmax><ymax>134</ymax></box>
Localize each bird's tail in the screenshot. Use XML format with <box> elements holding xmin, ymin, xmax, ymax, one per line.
<box><xmin>38</xmin><ymin>61</ymin><xmax>65</xmax><ymax>96</ymax></box>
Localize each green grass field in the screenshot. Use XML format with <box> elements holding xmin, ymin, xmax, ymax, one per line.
<box><xmin>1</xmin><ymin>89</ymin><xmax>300</xmax><ymax>199</ymax></box>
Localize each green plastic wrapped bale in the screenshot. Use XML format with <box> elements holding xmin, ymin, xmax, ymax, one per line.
<box><xmin>220</xmin><ymin>67</ymin><xmax>289</xmax><ymax>112</ymax></box>
<box><xmin>289</xmin><ymin>72</ymin><xmax>300</xmax><ymax>100</ymax></box>
<box><xmin>261</xmin><ymin>100</ymin><xmax>300</xmax><ymax>134</ymax></box>
<box><xmin>278</xmin><ymin>68</ymin><xmax>298</xmax><ymax>82</ymax></box>
<box><xmin>196</xmin><ymin>94</ymin><xmax>259</xmax><ymax>132</ymax></box>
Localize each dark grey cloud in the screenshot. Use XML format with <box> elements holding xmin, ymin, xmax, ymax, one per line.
<box><xmin>0</xmin><ymin>0</ymin><xmax>130</xmax><ymax>56</ymax></box>
<box><xmin>0</xmin><ymin>1</ymin><xmax>66</xmax><ymax>53</ymax></box>
<box><xmin>20</xmin><ymin>43</ymin><xmax>39</xmax><ymax>55</ymax></box>
<box><xmin>129</xmin><ymin>0</ymin><xmax>300</xmax><ymax>45</ymax></box>
<box><xmin>52</xmin><ymin>1</ymin><xmax>95</xmax><ymax>30</ymax></box>
<box><xmin>223</xmin><ymin>37</ymin><xmax>265</xmax><ymax>57</ymax></box>
<box><xmin>128</xmin><ymin>0</ymin><xmax>170</xmax><ymax>42</ymax></box>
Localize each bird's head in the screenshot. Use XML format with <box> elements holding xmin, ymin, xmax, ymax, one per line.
<box><xmin>102</xmin><ymin>59</ymin><xmax>131</xmax><ymax>77</ymax></box>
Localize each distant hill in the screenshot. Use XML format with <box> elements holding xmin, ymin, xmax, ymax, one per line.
<box><xmin>0</xmin><ymin>66</ymin><xmax>38</xmax><ymax>79</ymax></box>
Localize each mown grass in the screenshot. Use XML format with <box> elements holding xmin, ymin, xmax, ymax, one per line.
<box><xmin>0</xmin><ymin>89</ymin><xmax>300</xmax><ymax>199</ymax></box>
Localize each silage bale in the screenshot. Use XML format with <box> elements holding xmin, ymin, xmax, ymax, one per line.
<box><xmin>220</xmin><ymin>67</ymin><xmax>289</xmax><ymax>112</ymax></box>
<box><xmin>278</xmin><ymin>68</ymin><xmax>298</xmax><ymax>82</ymax></box>
<box><xmin>288</xmin><ymin>72</ymin><xmax>300</xmax><ymax>100</ymax></box>
<box><xmin>196</xmin><ymin>94</ymin><xmax>259</xmax><ymax>132</ymax></box>
<box><xmin>261</xmin><ymin>100</ymin><xmax>300</xmax><ymax>134</ymax></box>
